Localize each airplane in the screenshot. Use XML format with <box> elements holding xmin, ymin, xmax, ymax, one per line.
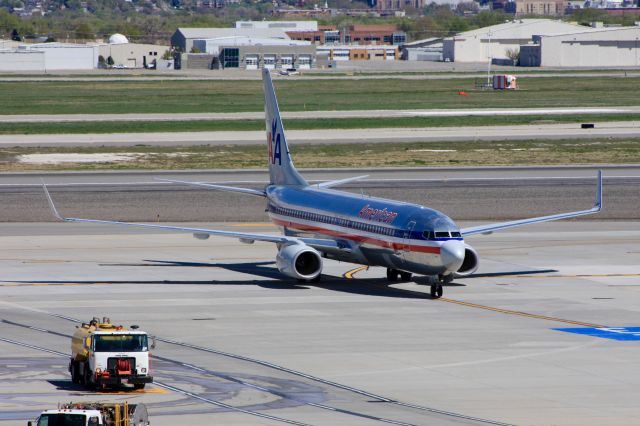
<box><xmin>43</xmin><ymin>68</ymin><xmax>603</xmax><ymax>299</ymax></box>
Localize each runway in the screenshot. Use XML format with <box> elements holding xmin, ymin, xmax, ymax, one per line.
<box><xmin>1</xmin><ymin>166</ymin><xmax>639</xmax><ymax>222</ymax></box>
<box><xmin>1</xmin><ymin>220</ymin><xmax>639</xmax><ymax>425</ymax></box>
<box><xmin>1</xmin><ymin>107</ymin><xmax>639</xmax><ymax>123</ymax></box>
<box><xmin>1</xmin><ymin>120</ymin><xmax>639</xmax><ymax>147</ymax></box>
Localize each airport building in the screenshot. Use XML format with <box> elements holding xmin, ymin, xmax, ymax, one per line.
<box><xmin>235</xmin><ymin>21</ymin><xmax>318</xmax><ymax>31</ymax></box>
<box><xmin>442</xmin><ymin>19</ymin><xmax>593</xmax><ymax>63</ymax></box>
<box><xmin>519</xmin><ymin>26</ymin><xmax>640</xmax><ymax>67</ymax></box>
<box><xmin>317</xmin><ymin>44</ymin><xmax>399</xmax><ymax>61</ymax></box>
<box><xmin>171</xmin><ymin>27</ymin><xmax>294</xmax><ymax>52</ymax></box>
<box><xmin>191</xmin><ymin>36</ymin><xmax>316</xmax><ymax>69</ymax></box>
<box><xmin>400</xmin><ymin>37</ymin><xmax>443</xmax><ymax>61</ymax></box>
<box><xmin>287</xmin><ymin>24</ymin><xmax>406</xmax><ymax>46</ymax></box>
<box><xmin>97</xmin><ymin>34</ymin><xmax>169</xmax><ymax>69</ymax></box>
<box><xmin>0</xmin><ymin>42</ymin><xmax>98</xmax><ymax>71</ymax></box>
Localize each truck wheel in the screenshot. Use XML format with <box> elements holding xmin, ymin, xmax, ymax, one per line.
<box><xmin>71</xmin><ymin>362</ymin><xmax>80</xmax><ymax>384</ymax></box>
<box><xmin>134</xmin><ymin>383</ymin><xmax>146</xmax><ymax>390</ymax></box>
<box><xmin>84</xmin><ymin>367</ymin><xmax>95</xmax><ymax>390</ymax></box>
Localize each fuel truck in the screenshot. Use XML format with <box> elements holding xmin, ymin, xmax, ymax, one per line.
<box><xmin>28</xmin><ymin>402</ymin><xmax>149</xmax><ymax>426</ymax></box>
<box><xmin>71</xmin><ymin>317</ymin><xmax>153</xmax><ymax>390</ymax></box>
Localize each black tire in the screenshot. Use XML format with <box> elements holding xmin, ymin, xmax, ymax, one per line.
<box><xmin>84</xmin><ymin>366</ymin><xmax>95</xmax><ymax>390</ymax></box>
<box><xmin>134</xmin><ymin>383</ymin><xmax>146</xmax><ymax>390</ymax></box>
<box><xmin>430</xmin><ymin>284</ymin><xmax>443</xmax><ymax>299</ymax></box>
<box><xmin>386</xmin><ymin>268</ymin><xmax>399</xmax><ymax>282</ymax></box>
<box><xmin>400</xmin><ymin>271</ymin><xmax>412</xmax><ymax>282</ymax></box>
<box><xmin>71</xmin><ymin>361</ymin><xmax>80</xmax><ymax>384</ymax></box>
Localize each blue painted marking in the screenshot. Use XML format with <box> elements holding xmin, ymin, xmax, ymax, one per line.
<box><xmin>554</xmin><ymin>327</ymin><xmax>640</xmax><ymax>341</ymax></box>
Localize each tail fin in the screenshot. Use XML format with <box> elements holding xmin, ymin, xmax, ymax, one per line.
<box><xmin>263</xmin><ymin>69</ymin><xmax>307</xmax><ymax>186</ymax></box>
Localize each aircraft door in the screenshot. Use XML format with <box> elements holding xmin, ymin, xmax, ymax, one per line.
<box><xmin>401</xmin><ymin>221</ymin><xmax>416</xmax><ymax>262</ymax></box>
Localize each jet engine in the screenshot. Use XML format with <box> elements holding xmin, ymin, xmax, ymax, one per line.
<box><xmin>454</xmin><ymin>244</ymin><xmax>479</xmax><ymax>277</ymax></box>
<box><xmin>276</xmin><ymin>243</ymin><xmax>323</xmax><ymax>280</ymax></box>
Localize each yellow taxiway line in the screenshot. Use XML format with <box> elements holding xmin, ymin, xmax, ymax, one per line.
<box><xmin>343</xmin><ymin>265</ymin><xmax>369</xmax><ymax>279</ymax></box>
<box><xmin>342</xmin><ymin>265</ymin><xmax>606</xmax><ymax>328</ymax></box>
<box><xmin>439</xmin><ymin>298</ymin><xmax>605</xmax><ymax>328</ymax></box>
<box><xmin>93</xmin><ymin>386</ymin><xmax>170</xmax><ymax>395</ymax></box>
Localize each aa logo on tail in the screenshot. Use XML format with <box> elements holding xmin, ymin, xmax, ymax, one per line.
<box><xmin>268</xmin><ymin>118</ymin><xmax>282</xmax><ymax>166</ymax></box>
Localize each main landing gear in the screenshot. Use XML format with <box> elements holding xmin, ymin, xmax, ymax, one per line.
<box><xmin>386</xmin><ymin>268</ymin><xmax>412</xmax><ymax>282</ymax></box>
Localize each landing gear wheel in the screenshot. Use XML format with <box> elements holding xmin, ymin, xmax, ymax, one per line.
<box><xmin>386</xmin><ymin>268</ymin><xmax>399</xmax><ymax>282</ymax></box>
<box><xmin>399</xmin><ymin>271</ymin><xmax>412</xmax><ymax>282</ymax></box>
<box><xmin>134</xmin><ymin>383</ymin><xmax>146</xmax><ymax>390</ymax></box>
<box><xmin>430</xmin><ymin>283</ymin><xmax>443</xmax><ymax>299</ymax></box>
<box><xmin>71</xmin><ymin>362</ymin><xmax>80</xmax><ymax>384</ymax></box>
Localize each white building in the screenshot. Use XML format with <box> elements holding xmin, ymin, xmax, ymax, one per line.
<box><xmin>443</xmin><ymin>19</ymin><xmax>595</xmax><ymax>63</ymax></box>
<box><xmin>193</xmin><ymin>36</ymin><xmax>311</xmax><ymax>55</ymax></box>
<box><xmin>171</xmin><ymin>28</ymin><xmax>292</xmax><ymax>52</ymax></box>
<box><xmin>0</xmin><ymin>43</ymin><xmax>98</xmax><ymax>71</ymax></box>
<box><xmin>235</xmin><ymin>21</ymin><xmax>318</xmax><ymax>31</ymax></box>
<box><xmin>520</xmin><ymin>26</ymin><xmax>640</xmax><ymax>67</ymax></box>
<box><xmin>0</xmin><ymin>50</ymin><xmax>45</xmax><ymax>71</ymax></box>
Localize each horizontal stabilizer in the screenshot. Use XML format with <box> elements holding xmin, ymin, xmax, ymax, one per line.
<box><xmin>316</xmin><ymin>175</ymin><xmax>369</xmax><ymax>189</ymax></box>
<box><xmin>156</xmin><ymin>178</ymin><xmax>265</xmax><ymax>197</ymax></box>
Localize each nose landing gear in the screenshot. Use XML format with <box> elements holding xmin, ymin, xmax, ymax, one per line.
<box><xmin>431</xmin><ymin>274</ymin><xmax>453</xmax><ymax>299</ymax></box>
<box><xmin>430</xmin><ymin>283</ymin><xmax>443</xmax><ymax>299</ymax></box>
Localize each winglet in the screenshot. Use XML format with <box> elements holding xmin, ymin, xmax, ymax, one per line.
<box><xmin>41</xmin><ymin>180</ymin><xmax>64</xmax><ymax>221</ymax></box>
<box><xmin>594</xmin><ymin>170</ymin><xmax>603</xmax><ymax>211</ymax></box>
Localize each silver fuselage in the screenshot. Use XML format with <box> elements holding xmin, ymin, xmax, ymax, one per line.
<box><xmin>266</xmin><ymin>185</ymin><xmax>465</xmax><ymax>275</ymax></box>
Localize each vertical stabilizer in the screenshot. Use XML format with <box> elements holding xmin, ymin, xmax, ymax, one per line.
<box><xmin>263</xmin><ymin>69</ymin><xmax>307</xmax><ymax>186</ymax></box>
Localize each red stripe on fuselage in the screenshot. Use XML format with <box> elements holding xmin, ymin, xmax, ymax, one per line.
<box><xmin>270</xmin><ymin>217</ymin><xmax>441</xmax><ymax>255</ymax></box>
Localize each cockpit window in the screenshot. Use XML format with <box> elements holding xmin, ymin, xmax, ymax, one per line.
<box><xmin>450</xmin><ymin>231</ymin><xmax>462</xmax><ymax>238</ymax></box>
<box><xmin>435</xmin><ymin>231</ymin><xmax>450</xmax><ymax>238</ymax></box>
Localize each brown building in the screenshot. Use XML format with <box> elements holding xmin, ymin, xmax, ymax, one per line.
<box><xmin>375</xmin><ymin>0</ymin><xmax>426</xmax><ymax>11</ymax></box>
<box><xmin>287</xmin><ymin>24</ymin><xmax>406</xmax><ymax>45</ymax></box>
<box><xmin>515</xmin><ymin>0</ymin><xmax>566</xmax><ymax>16</ymax></box>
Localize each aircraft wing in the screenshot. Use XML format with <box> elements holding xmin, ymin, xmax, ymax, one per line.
<box><xmin>461</xmin><ymin>171</ymin><xmax>602</xmax><ymax>236</ymax></box>
<box><xmin>43</xmin><ymin>182</ymin><xmax>347</xmax><ymax>250</ymax></box>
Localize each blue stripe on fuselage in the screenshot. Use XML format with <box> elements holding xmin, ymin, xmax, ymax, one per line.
<box><xmin>265</xmin><ymin>185</ymin><xmax>462</xmax><ymax>241</ymax></box>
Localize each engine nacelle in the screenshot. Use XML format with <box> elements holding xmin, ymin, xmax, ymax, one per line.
<box><xmin>276</xmin><ymin>244</ymin><xmax>323</xmax><ymax>280</ymax></box>
<box><xmin>454</xmin><ymin>244</ymin><xmax>479</xmax><ymax>277</ymax></box>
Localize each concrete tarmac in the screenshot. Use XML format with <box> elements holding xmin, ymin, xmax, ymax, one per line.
<box><xmin>2</xmin><ymin>107</ymin><xmax>639</xmax><ymax>123</ymax></box>
<box><xmin>1</xmin><ymin>166</ymin><xmax>639</xmax><ymax>222</ymax></box>
<box><xmin>0</xmin><ymin>221</ymin><xmax>639</xmax><ymax>425</ymax></box>
<box><xmin>1</xmin><ymin>121</ymin><xmax>639</xmax><ymax>147</ymax></box>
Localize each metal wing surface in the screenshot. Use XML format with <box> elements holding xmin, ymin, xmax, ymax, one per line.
<box><xmin>42</xmin><ymin>182</ymin><xmax>345</xmax><ymax>251</ymax></box>
<box><xmin>461</xmin><ymin>171</ymin><xmax>602</xmax><ymax>236</ymax></box>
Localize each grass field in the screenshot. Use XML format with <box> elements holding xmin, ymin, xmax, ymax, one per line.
<box><xmin>2</xmin><ymin>138</ymin><xmax>638</xmax><ymax>171</ymax></box>
<box><xmin>1</xmin><ymin>76</ymin><xmax>640</xmax><ymax>115</ymax></box>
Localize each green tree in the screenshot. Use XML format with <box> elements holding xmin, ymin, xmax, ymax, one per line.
<box><xmin>74</xmin><ymin>22</ymin><xmax>94</xmax><ymax>39</ymax></box>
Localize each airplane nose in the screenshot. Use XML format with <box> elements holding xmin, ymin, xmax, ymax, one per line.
<box><xmin>440</xmin><ymin>240</ymin><xmax>465</xmax><ymax>273</ymax></box>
